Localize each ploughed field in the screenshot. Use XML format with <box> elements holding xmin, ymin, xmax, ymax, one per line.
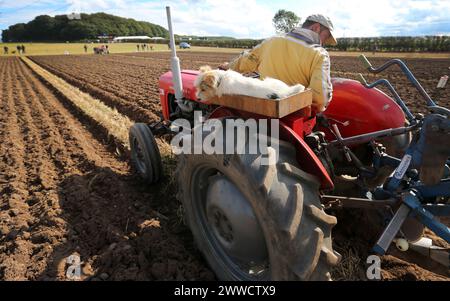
<box><xmin>30</xmin><ymin>51</ymin><xmax>450</xmax><ymax>121</ymax></box>
<box><xmin>0</xmin><ymin>51</ymin><xmax>448</xmax><ymax>281</ymax></box>
<box><xmin>29</xmin><ymin>52</ymin><xmax>238</xmax><ymax>124</ymax></box>
<box><xmin>0</xmin><ymin>57</ymin><xmax>213</xmax><ymax>280</ymax></box>
<box><xmin>331</xmin><ymin>56</ymin><xmax>450</xmax><ymax>113</ymax></box>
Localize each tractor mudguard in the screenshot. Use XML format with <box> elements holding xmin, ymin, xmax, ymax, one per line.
<box><xmin>320</xmin><ymin>78</ymin><xmax>406</xmax><ymax>142</ymax></box>
<box><xmin>209</xmin><ymin>106</ymin><xmax>334</xmax><ymax>190</ymax></box>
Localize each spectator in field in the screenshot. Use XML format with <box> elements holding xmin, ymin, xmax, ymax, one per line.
<box><xmin>16</xmin><ymin>45</ymin><xmax>22</xmax><ymax>55</ymax></box>
<box><xmin>222</xmin><ymin>14</ymin><xmax>337</xmax><ymax>112</ymax></box>
<box><xmin>137</xmin><ymin>44</ymin><xmax>140</xmax><ymax>51</ymax></box>
<box><xmin>3</xmin><ymin>46</ymin><xmax>8</xmax><ymax>54</ymax></box>
<box><xmin>21</xmin><ymin>45</ymin><xmax>26</xmax><ymax>54</ymax></box>
<box><xmin>84</xmin><ymin>45</ymin><xmax>88</xmax><ymax>53</ymax></box>
<box><xmin>105</xmin><ymin>45</ymin><xmax>109</xmax><ymax>54</ymax></box>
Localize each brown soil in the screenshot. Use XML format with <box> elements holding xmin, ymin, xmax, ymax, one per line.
<box><xmin>3</xmin><ymin>51</ymin><xmax>449</xmax><ymax>281</ymax></box>
<box><xmin>330</xmin><ymin>56</ymin><xmax>450</xmax><ymax>114</ymax></box>
<box><xmin>30</xmin><ymin>52</ymin><xmax>449</xmax><ymax>120</ymax></box>
<box><xmin>0</xmin><ymin>57</ymin><xmax>213</xmax><ymax>280</ymax></box>
<box><xmin>29</xmin><ymin>52</ymin><xmax>237</xmax><ymax>123</ymax></box>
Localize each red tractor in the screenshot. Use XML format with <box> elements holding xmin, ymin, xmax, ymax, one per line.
<box><xmin>128</xmin><ymin>7</ymin><xmax>450</xmax><ymax>280</ymax></box>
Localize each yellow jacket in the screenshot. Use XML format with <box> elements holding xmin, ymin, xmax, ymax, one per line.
<box><xmin>229</xmin><ymin>29</ymin><xmax>332</xmax><ymax>112</ymax></box>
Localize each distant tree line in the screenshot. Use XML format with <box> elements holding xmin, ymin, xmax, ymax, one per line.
<box><xmin>176</xmin><ymin>36</ymin><xmax>449</xmax><ymax>52</ymax></box>
<box><xmin>146</xmin><ymin>38</ymin><xmax>262</xmax><ymax>49</ymax></box>
<box><xmin>183</xmin><ymin>39</ymin><xmax>263</xmax><ymax>49</ymax></box>
<box><xmin>2</xmin><ymin>13</ymin><xmax>168</xmax><ymax>42</ymax></box>
<box><xmin>330</xmin><ymin>36</ymin><xmax>450</xmax><ymax>52</ymax></box>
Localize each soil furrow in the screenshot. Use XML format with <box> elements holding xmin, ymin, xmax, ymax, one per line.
<box><xmin>2</xmin><ymin>49</ymin><xmax>448</xmax><ymax>281</ymax></box>
<box><xmin>0</xmin><ymin>57</ymin><xmax>212</xmax><ymax>281</ymax></box>
<box><xmin>0</xmin><ymin>58</ymin><xmax>38</xmax><ymax>279</ymax></box>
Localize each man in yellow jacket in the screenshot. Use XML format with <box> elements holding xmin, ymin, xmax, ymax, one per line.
<box><xmin>226</xmin><ymin>14</ymin><xmax>337</xmax><ymax>112</ymax></box>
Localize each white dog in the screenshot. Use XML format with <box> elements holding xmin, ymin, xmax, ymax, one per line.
<box><xmin>194</xmin><ymin>66</ymin><xmax>304</xmax><ymax>101</ymax></box>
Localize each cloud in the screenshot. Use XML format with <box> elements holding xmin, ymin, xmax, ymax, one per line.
<box><xmin>0</xmin><ymin>0</ymin><xmax>70</xmax><ymax>30</ymax></box>
<box><xmin>0</xmin><ymin>0</ymin><xmax>58</xmax><ymax>10</ymax></box>
<box><xmin>1</xmin><ymin>0</ymin><xmax>449</xmax><ymax>38</ymax></box>
<box><xmin>0</xmin><ymin>0</ymin><xmax>286</xmax><ymax>38</ymax></box>
<box><xmin>101</xmin><ymin>0</ymin><xmax>275</xmax><ymax>38</ymax></box>
<box><xmin>293</xmin><ymin>0</ymin><xmax>450</xmax><ymax>37</ymax></box>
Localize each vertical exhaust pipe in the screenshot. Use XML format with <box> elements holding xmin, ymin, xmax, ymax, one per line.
<box><xmin>166</xmin><ymin>6</ymin><xmax>193</xmax><ymax>112</ymax></box>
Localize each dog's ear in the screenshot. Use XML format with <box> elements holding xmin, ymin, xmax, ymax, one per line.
<box><xmin>203</xmin><ymin>73</ymin><xmax>217</xmax><ymax>88</ymax></box>
<box><xmin>199</xmin><ymin>65</ymin><xmax>212</xmax><ymax>73</ymax></box>
<box><xmin>194</xmin><ymin>72</ymin><xmax>203</xmax><ymax>87</ymax></box>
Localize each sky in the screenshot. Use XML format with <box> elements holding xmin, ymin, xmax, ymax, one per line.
<box><xmin>0</xmin><ymin>0</ymin><xmax>449</xmax><ymax>39</ymax></box>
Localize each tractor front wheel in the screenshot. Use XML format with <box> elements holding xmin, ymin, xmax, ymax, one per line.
<box><xmin>129</xmin><ymin>123</ymin><xmax>162</xmax><ymax>184</ymax></box>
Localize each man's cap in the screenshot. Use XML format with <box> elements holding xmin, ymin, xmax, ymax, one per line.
<box><xmin>306</xmin><ymin>14</ymin><xmax>337</xmax><ymax>45</ymax></box>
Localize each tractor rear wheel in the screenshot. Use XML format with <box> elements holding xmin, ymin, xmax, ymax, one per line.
<box><xmin>129</xmin><ymin>123</ymin><xmax>162</xmax><ymax>184</ymax></box>
<box><xmin>176</xmin><ymin>124</ymin><xmax>340</xmax><ymax>280</ymax></box>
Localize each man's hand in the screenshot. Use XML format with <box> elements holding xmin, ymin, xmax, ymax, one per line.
<box><xmin>218</xmin><ymin>62</ymin><xmax>230</xmax><ymax>70</ymax></box>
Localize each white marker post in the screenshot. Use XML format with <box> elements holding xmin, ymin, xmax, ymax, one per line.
<box><xmin>437</xmin><ymin>75</ymin><xmax>448</xmax><ymax>89</ymax></box>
